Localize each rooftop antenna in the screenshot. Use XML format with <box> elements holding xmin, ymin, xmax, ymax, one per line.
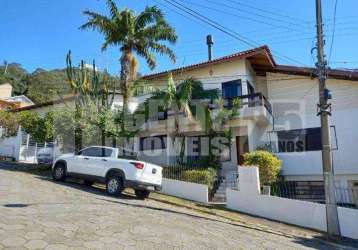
<box><xmin>206</xmin><ymin>35</ymin><xmax>214</xmax><ymax>61</ymax></box>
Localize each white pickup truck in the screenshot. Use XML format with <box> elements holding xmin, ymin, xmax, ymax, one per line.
<box><xmin>52</xmin><ymin>146</ymin><xmax>162</xmax><ymax>199</ymax></box>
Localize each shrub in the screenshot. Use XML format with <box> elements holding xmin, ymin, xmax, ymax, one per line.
<box><xmin>162</xmin><ymin>166</ymin><xmax>217</xmax><ymax>192</ymax></box>
<box><xmin>162</xmin><ymin>165</ymin><xmax>197</xmax><ymax>180</ymax></box>
<box><xmin>182</xmin><ymin>168</ymin><xmax>217</xmax><ymax>191</ymax></box>
<box><xmin>243</xmin><ymin>150</ymin><xmax>282</xmax><ymax>185</ymax></box>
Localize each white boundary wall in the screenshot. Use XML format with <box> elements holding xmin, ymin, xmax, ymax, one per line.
<box><xmin>161</xmin><ymin>178</ymin><xmax>208</xmax><ymax>204</ymax></box>
<box><xmin>226</xmin><ymin>167</ymin><xmax>358</xmax><ymax>239</ymax></box>
<box><xmin>0</xmin><ymin>128</ymin><xmax>22</xmax><ymax>160</ymax></box>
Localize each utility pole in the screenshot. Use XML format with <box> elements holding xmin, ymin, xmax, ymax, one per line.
<box><xmin>315</xmin><ymin>0</ymin><xmax>340</xmax><ymax>237</ymax></box>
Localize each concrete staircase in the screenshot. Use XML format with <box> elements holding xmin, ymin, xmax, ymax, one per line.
<box><xmin>211</xmin><ymin>167</ymin><xmax>239</xmax><ymax>203</ymax></box>
<box><xmin>211</xmin><ymin>180</ymin><xmax>228</xmax><ymax>203</ymax></box>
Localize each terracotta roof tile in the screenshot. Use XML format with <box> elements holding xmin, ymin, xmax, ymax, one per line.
<box><xmin>142</xmin><ymin>45</ymin><xmax>275</xmax><ymax>80</ymax></box>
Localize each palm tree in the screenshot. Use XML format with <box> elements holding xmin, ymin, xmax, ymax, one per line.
<box><xmin>135</xmin><ymin>74</ymin><xmax>220</xmax><ymax>162</ymax></box>
<box><xmin>80</xmin><ymin>0</ymin><xmax>177</xmax><ymax>115</ymax></box>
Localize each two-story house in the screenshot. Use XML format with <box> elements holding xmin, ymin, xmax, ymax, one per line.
<box><xmin>135</xmin><ymin>45</ymin><xmax>358</xmax><ymax>192</ymax></box>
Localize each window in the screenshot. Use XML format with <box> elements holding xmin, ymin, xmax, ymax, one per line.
<box><xmin>140</xmin><ymin>135</ymin><xmax>167</xmax><ymax>151</ymax></box>
<box><xmin>277</xmin><ymin>128</ymin><xmax>322</xmax><ymax>153</ymax></box>
<box><xmin>247</xmin><ymin>81</ymin><xmax>255</xmax><ymax>95</ymax></box>
<box><xmin>222</xmin><ymin>80</ymin><xmax>242</xmax><ymax>98</ymax></box>
<box><xmin>79</xmin><ymin>147</ymin><xmax>112</xmax><ymax>157</ymax></box>
<box><xmin>192</xmin><ymin>137</ymin><xmax>200</xmax><ymax>154</ymax></box>
<box><xmin>157</xmin><ymin>110</ymin><xmax>168</xmax><ymax>120</ymax></box>
<box><xmin>102</xmin><ymin>148</ymin><xmax>113</xmax><ymax>157</ymax></box>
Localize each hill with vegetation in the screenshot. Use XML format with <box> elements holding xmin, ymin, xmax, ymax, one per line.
<box><xmin>0</xmin><ymin>63</ymin><xmax>119</xmax><ymax>104</ymax></box>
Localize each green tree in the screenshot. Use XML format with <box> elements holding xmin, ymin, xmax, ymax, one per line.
<box><xmin>52</xmin><ymin>108</ymin><xmax>76</xmax><ymax>151</ymax></box>
<box><xmin>0</xmin><ymin>110</ymin><xmax>54</xmax><ymax>142</ymax></box>
<box><xmin>17</xmin><ymin>111</ymin><xmax>48</xmax><ymax>143</ymax></box>
<box><xmin>243</xmin><ymin>150</ymin><xmax>282</xmax><ymax>185</ymax></box>
<box><xmin>25</xmin><ymin>69</ymin><xmax>71</xmax><ymax>103</ymax></box>
<box><xmin>80</xmin><ymin>0</ymin><xmax>177</xmax><ymax>116</ymax></box>
<box><xmin>0</xmin><ymin>63</ymin><xmax>28</xmax><ymax>95</ymax></box>
<box><xmin>0</xmin><ymin>110</ymin><xmax>19</xmax><ymax>137</ymax></box>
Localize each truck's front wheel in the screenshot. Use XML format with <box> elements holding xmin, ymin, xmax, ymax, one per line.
<box><xmin>135</xmin><ymin>189</ymin><xmax>150</xmax><ymax>200</ymax></box>
<box><xmin>52</xmin><ymin>163</ymin><xmax>66</xmax><ymax>182</ymax></box>
<box><xmin>106</xmin><ymin>175</ymin><xmax>123</xmax><ymax>196</ymax></box>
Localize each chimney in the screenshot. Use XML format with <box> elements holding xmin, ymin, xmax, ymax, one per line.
<box><xmin>206</xmin><ymin>35</ymin><xmax>214</xmax><ymax>61</ymax></box>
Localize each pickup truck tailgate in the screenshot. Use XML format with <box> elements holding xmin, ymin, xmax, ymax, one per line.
<box><xmin>140</xmin><ymin>162</ymin><xmax>162</xmax><ymax>185</ymax></box>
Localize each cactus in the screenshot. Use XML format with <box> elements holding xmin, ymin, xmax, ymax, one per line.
<box><xmin>65</xmin><ymin>50</ymin><xmax>116</xmax><ymax>153</ymax></box>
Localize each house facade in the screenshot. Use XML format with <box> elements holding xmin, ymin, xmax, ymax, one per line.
<box><xmin>135</xmin><ymin>46</ymin><xmax>358</xmax><ymax>190</ymax></box>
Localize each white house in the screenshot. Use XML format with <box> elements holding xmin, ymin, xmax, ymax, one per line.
<box><xmin>1</xmin><ymin>45</ymin><xmax>358</xmax><ymax>195</ymax></box>
<box><xmin>135</xmin><ymin>45</ymin><xmax>358</xmax><ymax>193</ymax></box>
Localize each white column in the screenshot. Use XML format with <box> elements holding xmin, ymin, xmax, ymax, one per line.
<box><xmin>238</xmin><ymin>166</ymin><xmax>261</xmax><ymax>195</ymax></box>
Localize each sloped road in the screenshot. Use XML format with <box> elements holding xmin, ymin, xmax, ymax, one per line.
<box><xmin>0</xmin><ymin>165</ymin><xmax>356</xmax><ymax>249</ymax></box>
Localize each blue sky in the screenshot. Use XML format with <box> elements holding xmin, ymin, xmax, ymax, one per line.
<box><xmin>1</xmin><ymin>0</ymin><xmax>358</xmax><ymax>75</ymax></box>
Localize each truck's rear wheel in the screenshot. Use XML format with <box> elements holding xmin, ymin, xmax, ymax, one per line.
<box><xmin>52</xmin><ymin>163</ymin><xmax>66</xmax><ymax>182</ymax></box>
<box><xmin>135</xmin><ymin>189</ymin><xmax>150</xmax><ymax>200</ymax></box>
<box><xmin>106</xmin><ymin>175</ymin><xmax>123</xmax><ymax>196</ymax></box>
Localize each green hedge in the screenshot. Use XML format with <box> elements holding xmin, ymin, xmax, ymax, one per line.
<box><xmin>163</xmin><ymin>166</ymin><xmax>217</xmax><ymax>192</ymax></box>
<box><xmin>182</xmin><ymin>168</ymin><xmax>217</xmax><ymax>191</ymax></box>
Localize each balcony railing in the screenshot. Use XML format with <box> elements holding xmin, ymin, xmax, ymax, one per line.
<box><xmin>223</xmin><ymin>92</ymin><xmax>272</xmax><ymax>115</ymax></box>
<box><xmin>145</xmin><ymin>93</ymin><xmax>272</xmax><ymax>123</ymax></box>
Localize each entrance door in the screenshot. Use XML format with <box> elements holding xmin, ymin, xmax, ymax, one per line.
<box><xmin>236</xmin><ymin>136</ymin><xmax>249</xmax><ymax>165</ymax></box>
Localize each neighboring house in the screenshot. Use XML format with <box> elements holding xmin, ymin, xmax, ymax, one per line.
<box><xmin>0</xmin><ymin>92</ymin><xmax>132</xmax><ymax>163</ymax></box>
<box><xmin>0</xmin><ymin>83</ymin><xmax>13</xmax><ymax>99</ymax></box>
<box><xmin>0</xmin><ymin>83</ymin><xmax>34</xmax><ymax>110</ymax></box>
<box><xmin>3</xmin><ymin>95</ymin><xmax>34</xmax><ymax>108</ymax></box>
<box><xmin>0</xmin><ymin>99</ymin><xmax>18</xmax><ymax>111</ymax></box>
<box><xmin>0</xmin><ymin>84</ymin><xmax>35</xmax><ymax>159</ymax></box>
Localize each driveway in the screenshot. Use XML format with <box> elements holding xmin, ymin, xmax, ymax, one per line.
<box><xmin>0</xmin><ymin>165</ymin><xmax>356</xmax><ymax>249</ymax></box>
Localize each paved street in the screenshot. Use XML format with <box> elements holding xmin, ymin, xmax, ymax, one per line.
<box><xmin>0</xmin><ymin>166</ymin><xmax>356</xmax><ymax>250</ymax></box>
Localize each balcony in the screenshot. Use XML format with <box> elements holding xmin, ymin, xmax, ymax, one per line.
<box><xmin>220</xmin><ymin>92</ymin><xmax>273</xmax><ymax>126</ymax></box>
<box><xmin>223</xmin><ymin>93</ymin><xmax>272</xmax><ymax>115</ymax></box>
<box><xmin>140</xmin><ymin>92</ymin><xmax>273</xmax><ymax>133</ymax></box>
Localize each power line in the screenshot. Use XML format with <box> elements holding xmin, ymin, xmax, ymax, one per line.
<box><xmin>154</xmin><ymin>0</ymin><xmax>358</xmax><ymax>51</ymax></box>
<box><xmin>162</xmin><ymin>0</ymin><xmax>256</xmax><ymax>48</ymax></box>
<box><xmin>214</xmin><ymin>0</ymin><xmax>310</xmax><ymax>28</ymax></box>
<box><xmin>182</xmin><ymin>0</ymin><xmax>308</xmax><ymax>32</ymax></box>
<box><xmin>225</xmin><ymin>0</ymin><xmax>312</xmax><ymax>25</ymax></box>
<box><xmin>161</xmin><ymin>0</ymin><xmax>306</xmax><ymax>66</ymax></box>
<box><xmin>328</xmin><ymin>0</ymin><xmax>338</xmax><ymax>65</ymax></box>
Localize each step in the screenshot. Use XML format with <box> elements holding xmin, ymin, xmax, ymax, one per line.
<box><xmin>211</xmin><ymin>197</ymin><xmax>226</xmax><ymax>202</ymax></box>
<box><xmin>215</xmin><ymin>190</ymin><xmax>226</xmax><ymax>195</ymax></box>
<box><xmin>213</xmin><ymin>193</ymin><xmax>226</xmax><ymax>199</ymax></box>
